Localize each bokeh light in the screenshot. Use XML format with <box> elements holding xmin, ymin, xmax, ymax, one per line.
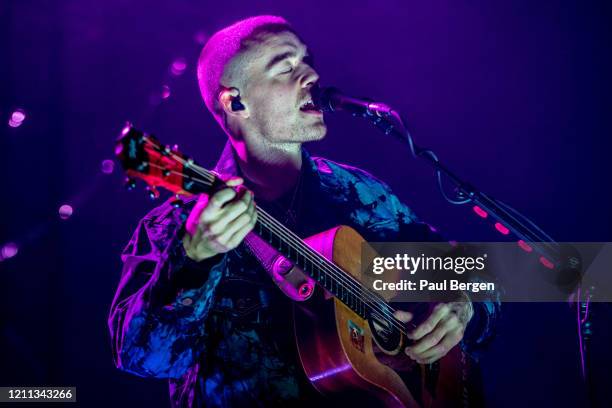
<box><xmin>0</xmin><ymin>242</ymin><xmax>19</xmax><ymax>260</ymax></box>
<box><xmin>161</xmin><ymin>85</ymin><xmax>171</xmax><ymax>99</ymax></box>
<box><xmin>121</xmin><ymin>122</ymin><xmax>132</xmax><ymax>136</ymax></box>
<box><xmin>170</xmin><ymin>58</ymin><xmax>187</xmax><ymax>76</ymax></box>
<box><xmin>8</xmin><ymin>109</ymin><xmax>26</xmax><ymax>128</ymax></box>
<box><xmin>101</xmin><ymin>159</ymin><xmax>115</xmax><ymax>174</ymax></box>
<box><xmin>59</xmin><ymin>204</ymin><xmax>74</xmax><ymax>220</ymax></box>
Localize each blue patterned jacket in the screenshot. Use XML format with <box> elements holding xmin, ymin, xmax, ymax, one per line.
<box><xmin>108</xmin><ymin>142</ymin><xmax>500</xmax><ymax>407</ymax></box>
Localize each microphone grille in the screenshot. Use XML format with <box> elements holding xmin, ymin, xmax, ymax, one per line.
<box><xmin>312</xmin><ymin>85</ymin><xmax>338</xmax><ymax>113</ymax></box>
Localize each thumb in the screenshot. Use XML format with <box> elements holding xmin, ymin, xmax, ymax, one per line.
<box><xmin>224</xmin><ymin>176</ymin><xmax>244</xmax><ymax>187</ymax></box>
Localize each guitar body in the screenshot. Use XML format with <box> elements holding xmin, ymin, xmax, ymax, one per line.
<box><xmin>295</xmin><ymin>226</ymin><xmax>475</xmax><ymax>408</ymax></box>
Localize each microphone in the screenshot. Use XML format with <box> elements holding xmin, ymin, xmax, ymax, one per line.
<box><xmin>313</xmin><ymin>86</ymin><xmax>394</xmax><ymax>117</ymax></box>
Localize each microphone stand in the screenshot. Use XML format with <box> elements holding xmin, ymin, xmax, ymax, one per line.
<box><xmin>366</xmin><ymin>110</ymin><xmax>557</xmax><ymax>257</ymax></box>
<box><xmin>352</xmin><ymin>106</ymin><xmax>594</xmax><ymax>404</ymax></box>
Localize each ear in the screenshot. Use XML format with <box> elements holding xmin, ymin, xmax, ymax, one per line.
<box><xmin>219</xmin><ymin>87</ymin><xmax>250</xmax><ymax>119</ymax></box>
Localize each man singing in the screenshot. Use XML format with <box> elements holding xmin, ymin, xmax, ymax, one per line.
<box><xmin>109</xmin><ymin>15</ymin><xmax>499</xmax><ymax>407</ymax></box>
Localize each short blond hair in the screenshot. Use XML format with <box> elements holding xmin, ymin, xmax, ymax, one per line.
<box><xmin>197</xmin><ymin>15</ymin><xmax>295</xmax><ymax>124</ymax></box>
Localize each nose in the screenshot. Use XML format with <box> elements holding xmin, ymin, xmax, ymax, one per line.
<box><xmin>300</xmin><ymin>66</ymin><xmax>319</xmax><ymax>89</ymax></box>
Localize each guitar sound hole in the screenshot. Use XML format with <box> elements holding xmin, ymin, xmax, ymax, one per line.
<box><xmin>368</xmin><ymin>311</ymin><xmax>401</xmax><ymax>353</ymax></box>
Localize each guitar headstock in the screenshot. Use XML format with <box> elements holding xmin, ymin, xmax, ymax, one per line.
<box><xmin>114</xmin><ymin>123</ymin><xmax>217</xmax><ymax>198</ymax></box>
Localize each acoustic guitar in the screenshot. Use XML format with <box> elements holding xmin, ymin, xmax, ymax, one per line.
<box><xmin>115</xmin><ymin>124</ymin><xmax>479</xmax><ymax>407</ymax></box>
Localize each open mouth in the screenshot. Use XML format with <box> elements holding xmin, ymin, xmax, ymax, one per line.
<box><xmin>299</xmin><ymin>98</ymin><xmax>322</xmax><ymax>114</ymax></box>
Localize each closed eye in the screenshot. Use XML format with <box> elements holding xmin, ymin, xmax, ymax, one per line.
<box><xmin>280</xmin><ymin>66</ymin><xmax>294</xmax><ymax>75</ymax></box>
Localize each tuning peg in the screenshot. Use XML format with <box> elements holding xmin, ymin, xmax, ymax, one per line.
<box><xmin>146</xmin><ymin>185</ymin><xmax>160</xmax><ymax>199</ymax></box>
<box><xmin>170</xmin><ymin>195</ymin><xmax>184</xmax><ymax>208</ymax></box>
<box><xmin>124</xmin><ymin>177</ymin><xmax>137</xmax><ymax>190</ymax></box>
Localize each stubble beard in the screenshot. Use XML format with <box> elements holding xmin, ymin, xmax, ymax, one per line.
<box><xmin>259</xmin><ymin>113</ymin><xmax>327</xmax><ymax>145</ymax></box>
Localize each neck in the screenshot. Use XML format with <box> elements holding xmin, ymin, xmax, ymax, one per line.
<box><xmin>231</xmin><ymin>139</ymin><xmax>303</xmax><ymax>201</ymax></box>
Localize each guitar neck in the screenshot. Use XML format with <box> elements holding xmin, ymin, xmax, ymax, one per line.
<box><xmin>253</xmin><ymin>207</ymin><xmax>378</xmax><ymax>319</ymax></box>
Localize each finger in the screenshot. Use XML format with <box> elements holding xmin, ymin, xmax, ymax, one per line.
<box><xmin>186</xmin><ymin>193</ymin><xmax>210</xmax><ymax>236</ymax></box>
<box><xmin>215</xmin><ymin>209</ymin><xmax>254</xmax><ymax>245</ymax></box>
<box><xmin>393</xmin><ymin>310</ymin><xmax>413</xmax><ymax>323</ymax></box>
<box><xmin>215</xmin><ymin>189</ymin><xmax>252</xmax><ymax>224</ymax></box>
<box><xmin>223</xmin><ymin>211</ymin><xmax>258</xmax><ymax>250</ymax></box>
<box><xmin>224</xmin><ymin>176</ymin><xmax>244</xmax><ymax>187</ymax></box>
<box><xmin>415</xmin><ymin>329</ymin><xmax>463</xmax><ymax>364</ymax></box>
<box><xmin>199</xmin><ymin>188</ymin><xmax>238</xmax><ymax>222</ymax></box>
<box><xmin>209</xmin><ymin>212</ymin><xmax>257</xmax><ymax>254</ymax></box>
<box><xmin>408</xmin><ymin>303</ymin><xmax>450</xmax><ymax>341</ymax></box>
<box><xmin>407</xmin><ymin>313</ymin><xmax>459</xmax><ymax>356</ymax></box>
<box><xmin>238</xmin><ymin>187</ymin><xmax>253</xmax><ymax>205</ymax></box>
<box><xmin>182</xmin><ymin>232</ymin><xmax>200</xmax><ymax>259</ymax></box>
<box><xmin>204</xmin><ymin>192</ymin><xmax>252</xmax><ymax>237</ymax></box>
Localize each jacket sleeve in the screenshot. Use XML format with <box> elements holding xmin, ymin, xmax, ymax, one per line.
<box><xmin>108</xmin><ymin>200</ymin><xmax>226</xmax><ymax>379</ymax></box>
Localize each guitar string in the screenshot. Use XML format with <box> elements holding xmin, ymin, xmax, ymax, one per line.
<box><xmin>145</xmin><ymin>159</ymin><xmax>412</xmax><ymax>334</ymax></box>
<box><xmin>142</xmin><ymin>141</ymin><xmax>424</xmax><ymax>334</ymax></box>
<box><xmin>152</xmin><ymin>174</ymin><xmax>414</xmax><ymax>335</ymax></box>
<box><xmin>142</xmin><ymin>153</ymin><xmax>412</xmax><ymax>334</ymax></box>
<box><xmin>144</xmin><ymin>142</ymin><xmax>437</xmax><ymax>335</ymax></box>
<box><xmin>256</xmin><ymin>208</ymin><xmax>405</xmax><ymax>320</ymax></box>
<box><xmin>139</xmin><ymin>145</ymin><xmax>400</xmax><ymax>318</ymax></box>
<box><xmin>146</xmin><ymin>152</ymin><xmax>406</xmax><ymax>321</ymax></box>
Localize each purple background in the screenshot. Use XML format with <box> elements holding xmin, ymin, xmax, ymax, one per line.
<box><xmin>1</xmin><ymin>1</ymin><xmax>611</xmax><ymax>406</ymax></box>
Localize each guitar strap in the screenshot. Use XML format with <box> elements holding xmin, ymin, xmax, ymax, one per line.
<box><xmin>244</xmin><ymin>232</ymin><xmax>315</xmax><ymax>302</ymax></box>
